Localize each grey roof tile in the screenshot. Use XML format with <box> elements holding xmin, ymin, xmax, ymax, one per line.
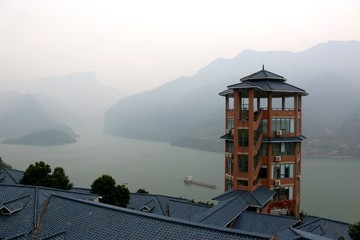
<box><xmin>296</xmin><ymin>217</ymin><xmax>351</xmax><ymax>240</ymax></box>
<box><xmin>212</xmin><ymin>189</ymin><xmax>239</xmax><ymax>201</ymax></box>
<box><xmin>0</xmin><ymin>184</ymin><xmax>99</xmax><ymax>240</ymax></box>
<box><xmin>222</xmin><ymin>68</ymin><xmax>308</xmax><ymax>96</ymax></box>
<box><xmin>277</xmin><ymin>227</ymin><xmax>333</xmax><ymax>240</ymax></box>
<box><xmin>127</xmin><ymin>193</ymin><xmax>189</xmax><ymax>216</ymax></box>
<box><xmin>34</xmin><ymin>195</ymin><xmax>269</xmax><ymax>240</ymax></box>
<box><xmin>168</xmin><ymin>199</ymin><xmax>210</xmax><ymax>220</ymax></box>
<box><xmin>240</xmin><ymin>69</ymin><xmax>286</xmax><ymax>82</ymax></box>
<box><xmin>0</xmin><ymin>185</ymin><xmax>36</xmax><ymax>239</ymax></box>
<box><xmin>228</xmin><ymin>80</ymin><xmax>307</xmax><ymax>95</ymax></box>
<box><xmin>0</xmin><ymin>169</ymin><xmax>24</xmax><ymax>185</ymax></box>
<box><xmin>213</xmin><ymin>186</ymin><xmax>275</xmax><ymax>208</ymax></box>
<box><xmin>192</xmin><ymin>195</ymin><xmax>249</xmax><ymax>227</ymax></box>
<box><xmin>233</xmin><ymin>211</ymin><xmax>300</xmax><ymax>234</ymax></box>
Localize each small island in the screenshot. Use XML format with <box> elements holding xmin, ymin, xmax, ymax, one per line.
<box><xmin>2</xmin><ymin>129</ymin><xmax>77</xmax><ymax>146</ymax></box>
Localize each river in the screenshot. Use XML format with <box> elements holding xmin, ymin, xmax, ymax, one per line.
<box><xmin>1</xmin><ymin>132</ymin><xmax>359</xmax><ymax>223</ymax></box>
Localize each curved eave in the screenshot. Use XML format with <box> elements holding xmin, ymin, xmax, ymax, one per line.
<box><xmin>226</xmin><ymin>81</ymin><xmax>308</xmax><ymax>96</ymax></box>
<box><xmin>220</xmin><ymin>134</ymin><xmax>233</xmax><ymax>141</ymax></box>
<box><xmin>219</xmin><ymin>89</ymin><xmax>233</xmax><ymax>97</ymax></box>
<box><xmin>227</xmin><ymin>82</ymin><xmax>265</xmax><ymax>91</ymax></box>
<box><xmin>262</xmin><ymin>136</ymin><xmax>306</xmax><ymax>143</ymax></box>
<box><xmin>269</xmin><ymin>89</ymin><xmax>308</xmax><ymax>96</ymax></box>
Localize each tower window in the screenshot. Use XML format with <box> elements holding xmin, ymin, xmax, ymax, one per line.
<box><xmin>237</xmin><ymin>179</ymin><xmax>248</xmax><ymax>186</ymax></box>
<box><xmin>272</xmin><ymin>142</ymin><xmax>294</xmax><ymax>156</ymax></box>
<box><xmin>238</xmin><ymin>155</ymin><xmax>248</xmax><ymax>172</ymax></box>
<box><xmin>238</xmin><ymin>129</ymin><xmax>249</xmax><ymax>147</ymax></box>
<box><xmin>272</xmin><ymin>163</ymin><xmax>294</xmax><ymax>179</ymax></box>
<box><xmin>227</xmin><ymin>118</ymin><xmax>234</xmax><ymax>131</ymax></box>
<box><xmin>227</xmin><ymin>97</ymin><xmax>234</xmax><ymax>110</ymax></box>
<box><xmin>272</xmin><ymin>118</ymin><xmax>295</xmax><ymax>133</ymax></box>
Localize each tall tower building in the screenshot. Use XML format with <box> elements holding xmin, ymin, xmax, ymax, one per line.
<box><xmin>219</xmin><ymin>67</ymin><xmax>308</xmax><ymax>216</ymax></box>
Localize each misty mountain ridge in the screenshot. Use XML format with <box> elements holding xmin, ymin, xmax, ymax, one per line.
<box><xmin>0</xmin><ymin>72</ymin><xmax>128</xmax><ymax>132</ymax></box>
<box><xmin>0</xmin><ymin>93</ymin><xmax>78</xmax><ymax>139</ymax></box>
<box><xmin>105</xmin><ymin>40</ymin><xmax>360</xmax><ymax>157</ymax></box>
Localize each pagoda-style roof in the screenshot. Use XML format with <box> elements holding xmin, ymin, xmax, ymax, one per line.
<box><xmin>219</xmin><ymin>67</ymin><xmax>308</xmax><ymax>97</ymax></box>
<box><xmin>240</xmin><ymin>67</ymin><xmax>286</xmax><ymax>82</ymax></box>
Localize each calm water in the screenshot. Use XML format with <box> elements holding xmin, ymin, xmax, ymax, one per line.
<box><xmin>1</xmin><ymin>132</ymin><xmax>359</xmax><ymax>223</ymax></box>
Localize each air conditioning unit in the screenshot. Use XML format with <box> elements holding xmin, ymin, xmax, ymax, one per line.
<box><xmin>274</xmin><ymin>180</ymin><xmax>281</xmax><ymax>186</ymax></box>
<box><xmin>228</xmin><ymin>153</ymin><xmax>233</xmax><ymax>159</ymax></box>
<box><xmin>231</xmin><ymin>129</ymin><xmax>235</xmax><ymax>135</ymax></box>
<box><xmin>276</xmin><ymin>130</ymin><xmax>283</xmax><ymax>136</ymax></box>
<box><xmin>225</xmin><ymin>129</ymin><xmax>230</xmax><ymax>134</ymax></box>
<box><xmin>275</xmin><ymin>156</ymin><xmax>282</xmax><ymax>162</ymax></box>
<box><xmin>225</xmin><ymin>152</ymin><xmax>229</xmax><ymax>158</ymax></box>
<box><xmin>225</xmin><ymin>174</ymin><xmax>233</xmax><ymax>180</ymax></box>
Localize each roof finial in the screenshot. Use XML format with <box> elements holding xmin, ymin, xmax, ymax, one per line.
<box><xmin>262</xmin><ymin>64</ymin><xmax>265</xmax><ymax>70</ymax></box>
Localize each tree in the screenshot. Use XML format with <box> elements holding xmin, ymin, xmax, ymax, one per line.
<box><xmin>349</xmin><ymin>220</ymin><xmax>360</xmax><ymax>240</ymax></box>
<box><xmin>0</xmin><ymin>157</ymin><xmax>12</xmax><ymax>169</ymax></box>
<box><xmin>113</xmin><ymin>184</ymin><xmax>130</xmax><ymax>207</ymax></box>
<box><xmin>51</xmin><ymin>167</ymin><xmax>73</xmax><ymax>190</ymax></box>
<box><xmin>20</xmin><ymin>161</ymin><xmax>73</xmax><ymax>190</ymax></box>
<box><xmin>91</xmin><ymin>174</ymin><xmax>130</xmax><ymax>207</ymax></box>
<box><xmin>20</xmin><ymin>161</ymin><xmax>52</xmax><ymax>186</ymax></box>
<box><xmin>136</xmin><ymin>188</ymin><xmax>149</xmax><ymax>194</ymax></box>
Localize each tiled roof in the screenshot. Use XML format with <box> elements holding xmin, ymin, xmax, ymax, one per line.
<box><xmin>218</xmin><ymin>89</ymin><xmax>233</xmax><ymax>96</ymax></box>
<box><xmin>296</xmin><ymin>217</ymin><xmax>351</xmax><ymax>240</ymax></box>
<box><xmin>0</xmin><ymin>168</ymin><xmax>24</xmax><ymax>185</ymax></box>
<box><xmin>219</xmin><ymin>133</ymin><xmax>234</xmax><ymax>141</ymax></box>
<box><xmin>233</xmin><ymin>211</ymin><xmax>300</xmax><ymax>234</ymax></box>
<box><xmin>191</xmin><ymin>195</ymin><xmax>249</xmax><ymax>227</ymax></box>
<box><xmin>277</xmin><ymin>227</ymin><xmax>333</xmax><ymax>240</ymax></box>
<box><xmin>213</xmin><ymin>186</ymin><xmax>275</xmax><ymax>208</ymax></box>
<box><xmin>212</xmin><ymin>189</ymin><xmax>239</xmax><ymax>201</ymax></box>
<box><xmin>240</xmin><ymin>69</ymin><xmax>286</xmax><ymax>82</ymax></box>
<box><xmin>220</xmin><ymin>68</ymin><xmax>308</xmax><ymax>96</ymax></box>
<box><xmin>0</xmin><ymin>184</ymin><xmax>98</xmax><ymax>240</ymax></box>
<box><xmin>262</xmin><ymin>136</ymin><xmax>306</xmax><ymax>143</ymax></box>
<box><xmin>227</xmin><ymin>80</ymin><xmax>307</xmax><ymax>95</ymax></box>
<box><xmin>127</xmin><ymin>193</ymin><xmax>190</xmax><ymax>216</ymax></box>
<box><xmin>251</xmin><ymin>186</ymin><xmax>276</xmax><ymax>206</ymax></box>
<box><xmin>301</xmin><ymin>215</ymin><xmax>323</xmax><ymax>224</ymax></box>
<box><xmin>0</xmin><ymin>185</ymin><xmax>37</xmax><ymax>239</ymax></box>
<box><xmin>168</xmin><ymin>199</ymin><xmax>211</xmax><ymax>220</ymax></box>
<box><xmin>0</xmin><ymin>184</ymin><xmax>352</xmax><ymax>240</ymax></box>
<box><xmin>33</xmin><ymin>194</ymin><xmax>269</xmax><ymax>240</ymax></box>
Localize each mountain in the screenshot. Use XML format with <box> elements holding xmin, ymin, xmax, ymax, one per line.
<box><xmin>104</xmin><ymin>40</ymin><xmax>360</xmax><ymax>156</ymax></box>
<box><xmin>0</xmin><ymin>93</ymin><xmax>78</xmax><ymax>139</ymax></box>
<box><xmin>1</xmin><ymin>72</ymin><xmax>127</xmax><ymax>132</ymax></box>
<box><xmin>2</xmin><ymin>129</ymin><xmax>77</xmax><ymax>146</ymax></box>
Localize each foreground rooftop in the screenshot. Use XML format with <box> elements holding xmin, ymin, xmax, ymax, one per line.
<box><xmin>0</xmin><ymin>168</ymin><xmax>352</xmax><ymax>239</ymax></box>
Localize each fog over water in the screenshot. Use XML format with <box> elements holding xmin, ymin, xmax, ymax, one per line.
<box><xmin>1</xmin><ymin>132</ymin><xmax>359</xmax><ymax>223</ymax></box>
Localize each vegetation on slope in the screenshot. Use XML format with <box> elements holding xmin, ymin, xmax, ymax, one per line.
<box><xmin>2</xmin><ymin>129</ymin><xmax>77</xmax><ymax>146</ymax></box>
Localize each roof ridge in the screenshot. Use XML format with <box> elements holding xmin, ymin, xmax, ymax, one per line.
<box><xmin>155</xmin><ymin>195</ymin><xmax>167</xmax><ymax>216</ymax></box>
<box><xmin>4</xmin><ymin>169</ymin><xmax>18</xmax><ymax>183</ymax></box>
<box><xmin>168</xmin><ymin>198</ymin><xmax>211</xmax><ymax>207</ymax></box>
<box><xmin>248</xmin><ymin>191</ymin><xmax>261</xmax><ymax>206</ymax></box>
<box><xmin>195</xmin><ymin>195</ymin><xmax>244</xmax><ymax>222</ymax></box>
<box><xmin>39</xmin><ymin>186</ymin><xmax>98</xmax><ymax>197</ymax></box>
<box><xmin>240</xmin><ymin>69</ymin><xmax>286</xmax><ymax>82</ymax></box>
<box><xmin>3</xmin><ymin>193</ymin><xmax>30</xmax><ymax>205</ymax></box>
<box><xmin>243</xmin><ymin>210</ymin><xmax>300</xmax><ymax>220</ymax></box>
<box><xmin>46</xmin><ymin>194</ymin><xmax>270</xmax><ymax>239</ymax></box>
<box><xmin>281</xmin><ymin>82</ymin><xmax>308</xmax><ymax>95</ymax></box>
<box><xmin>297</xmin><ymin>216</ymin><xmax>350</xmax><ymax>228</ymax></box>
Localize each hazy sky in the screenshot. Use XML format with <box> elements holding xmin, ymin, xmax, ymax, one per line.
<box><xmin>1</xmin><ymin>0</ymin><xmax>359</xmax><ymax>93</ymax></box>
